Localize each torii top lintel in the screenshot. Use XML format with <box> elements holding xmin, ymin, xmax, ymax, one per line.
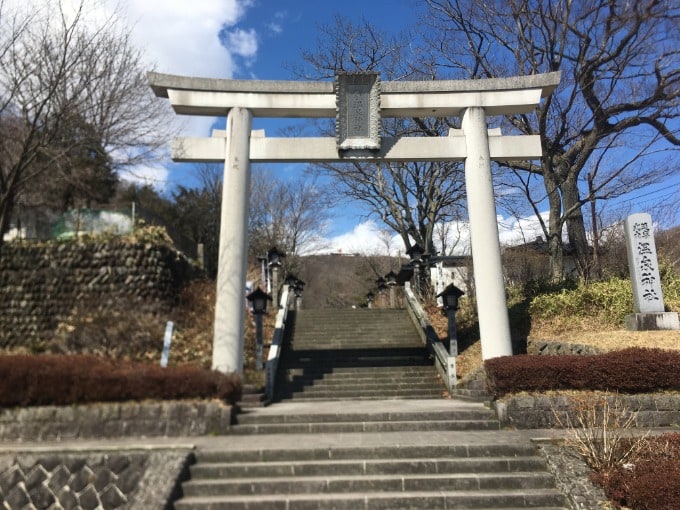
<box><xmin>147</xmin><ymin>71</ymin><xmax>561</xmax><ymax>118</ymax></box>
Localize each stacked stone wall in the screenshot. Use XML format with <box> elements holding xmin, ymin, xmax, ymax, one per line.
<box><xmin>0</xmin><ymin>450</ymin><xmax>192</xmax><ymax>509</ymax></box>
<box><xmin>494</xmin><ymin>393</ymin><xmax>680</xmax><ymax>429</ymax></box>
<box><xmin>0</xmin><ymin>242</ymin><xmax>195</xmax><ymax>349</ymax></box>
<box><xmin>0</xmin><ymin>400</ymin><xmax>233</xmax><ymax>441</ymax></box>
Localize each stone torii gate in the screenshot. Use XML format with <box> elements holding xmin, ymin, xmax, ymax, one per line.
<box><xmin>148</xmin><ymin>71</ymin><xmax>560</xmax><ymax>374</ymax></box>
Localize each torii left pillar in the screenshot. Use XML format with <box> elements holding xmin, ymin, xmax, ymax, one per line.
<box><xmin>213</xmin><ymin>107</ymin><xmax>252</xmax><ymax>374</ymax></box>
<box><xmin>462</xmin><ymin>107</ymin><xmax>512</xmax><ymax>359</ymax></box>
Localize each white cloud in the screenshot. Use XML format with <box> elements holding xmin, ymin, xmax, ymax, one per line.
<box><xmin>119</xmin><ymin>164</ymin><xmax>171</xmax><ymax>192</ymax></box>
<box><xmin>98</xmin><ymin>0</ymin><xmax>257</xmax><ymax>140</ymax></box>
<box><xmin>5</xmin><ymin>0</ymin><xmax>252</xmax><ymax>78</ymax></box>
<box><xmin>265</xmin><ymin>10</ymin><xmax>288</xmax><ymax>35</ymax></box>
<box><xmin>325</xmin><ymin>221</ymin><xmax>402</xmax><ymax>256</ymax></box>
<box><xmin>320</xmin><ymin>212</ymin><xmax>553</xmax><ymax>258</ymax></box>
<box><xmin>266</xmin><ymin>22</ymin><xmax>283</xmax><ymax>34</ymax></box>
<box><xmin>111</xmin><ymin>0</ymin><xmax>257</xmax><ymax>139</ymax></box>
<box><xmin>223</xmin><ymin>28</ymin><xmax>258</xmax><ymax>58</ymax></box>
<box><xmin>497</xmin><ymin>212</ymin><xmax>550</xmax><ymax>246</ymax></box>
<box><xmin>112</xmin><ymin>0</ymin><xmax>251</xmax><ymax>78</ymax></box>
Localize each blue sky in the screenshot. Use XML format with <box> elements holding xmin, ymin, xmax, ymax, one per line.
<box><xmin>111</xmin><ymin>0</ymin><xmax>429</xmax><ymax>253</ymax></box>
<box><xmin>115</xmin><ymin>0</ymin><xmax>677</xmax><ymax>253</ymax></box>
<box><xmin>11</xmin><ymin>0</ymin><xmax>675</xmax><ymax>254</ymax></box>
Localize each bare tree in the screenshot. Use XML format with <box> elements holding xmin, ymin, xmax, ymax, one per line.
<box><xmin>248</xmin><ymin>168</ymin><xmax>332</xmax><ymax>266</ymax></box>
<box><xmin>172</xmin><ymin>163</ymin><xmax>222</xmax><ymax>277</ymax></box>
<box><xmin>295</xmin><ymin>16</ymin><xmax>468</xmax><ymax>256</ymax></box>
<box><xmin>0</xmin><ymin>0</ymin><xmax>174</xmax><ymax>244</ymax></box>
<box><xmin>422</xmin><ymin>0</ymin><xmax>680</xmax><ymax>280</ymax></box>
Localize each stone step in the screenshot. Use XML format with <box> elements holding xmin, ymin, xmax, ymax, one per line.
<box><xmin>452</xmin><ymin>388</ymin><xmax>494</xmax><ymax>402</ymax></box>
<box><xmin>279</xmin><ymin>375</ymin><xmax>438</xmax><ymax>385</ymax></box>
<box><xmin>291</xmin><ymin>328</ymin><xmax>417</xmax><ymax>336</ymax></box>
<box><xmin>194</xmin><ymin>443</ymin><xmax>540</xmax><ymax>464</ymax></box>
<box><xmin>278</xmin><ymin>381</ymin><xmax>443</xmax><ymax>392</ymax></box>
<box><xmin>280</xmin><ymin>366</ymin><xmax>436</xmax><ymax>376</ymax></box>
<box><xmin>272</xmin><ymin>395</ymin><xmax>451</xmax><ymax>402</ymax></box>
<box><xmin>280</xmin><ymin>354</ymin><xmax>431</xmax><ymax>363</ymax></box>
<box><xmin>280</xmin><ymin>370</ymin><xmax>438</xmax><ymax>380</ymax></box>
<box><xmin>292</xmin><ymin>319</ymin><xmax>416</xmax><ymax>327</ymax></box>
<box><xmin>174</xmin><ymin>488</ymin><xmax>569</xmax><ymax>509</ymax></box>
<box><xmin>278</xmin><ymin>361</ymin><xmax>434</xmax><ymax>371</ymax></box>
<box><xmin>283</xmin><ymin>346</ymin><xmax>428</xmax><ymax>355</ymax></box>
<box><xmin>279</xmin><ymin>355</ymin><xmax>432</xmax><ymax>366</ymax></box>
<box><xmin>291</xmin><ymin>325</ymin><xmax>418</xmax><ymax>333</ymax></box>
<box><xmin>289</xmin><ymin>340</ymin><xmax>422</xmax><ymax>348</ymax></box>
<box><xmin>292</xmin><ymin>325</ymin><xmax>416</xmax><ymax>332</ymax></box>
<box><xmin>295</xmin><ymin>309</ymin><xmax>409</xmax><ymax>318</ymax></box>
<box><xmin>292</xmin><ymin>330</ymin><xmax>417</xmax><ymax>337</ymax></box>
<box><xmin>275</xmin><ymin>389</ymin><xmax>446</xmax><ymax>400</ymax></box>
<box><xmin>276</xmin><ymin>379</ymin><xmax>440</xmax><ymax>390</ymax></box>
<box><xmin>229</xmin><ymin>419</ymin><xmax>500</xmax><ymax>434</ymax></box>
<box><xmin>190</xmin><ymin>456</ymin><xmax>550</xmax><ymax>478</ymax></box>
<box><xmin>235</xmin><ymin>408</ymin><xmax>495</xmax><ymax>425</ymax></box>
<box><xmin>181</xmin><ymin>472</ymin><xmax>557</xmax><ymax>497</ymax></box>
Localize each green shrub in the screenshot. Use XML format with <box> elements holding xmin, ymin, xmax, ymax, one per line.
<box><xmin>659</xmin><ymin>258</ymin><xmax>680</xmax><ymax>312</ymax></box>
<box><xmin>528</xmin><ymin>265</ymin><xmax>680</xmax><ymax>328</ymax></box>
<box><xmin>529</xmin><ymin>278</ymin><xmax>633</xmax><ymax>327</ymax></box>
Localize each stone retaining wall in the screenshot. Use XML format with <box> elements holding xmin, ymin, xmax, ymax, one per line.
<box><xmin>0</xmin><ymin>450</ymin><xmax>192</xmax><ymax>509</ymax></box>
<box><xmin>495</xmin><ymin>393</ymin><xmax>680</xmax><ymax>429</ymax></box>
<box><xmin>527</xmin><ymin>340</ymin><xmax>603</xmax><ymax>356</ymax></box>
<box><xmin>0</xmin><ymin>401</ymin><xmax>233</xmax><ymax>441</ymax></box>
<box><xmin>0</xmin><ymin>242</ymin><xmax>195</xmax><ymax>349</ymax></box>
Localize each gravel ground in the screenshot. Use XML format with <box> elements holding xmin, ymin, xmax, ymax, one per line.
<box><xmin>537</xmin><ymin>443</ymin><xmax>615</xmax><ymax>510</ymax></box>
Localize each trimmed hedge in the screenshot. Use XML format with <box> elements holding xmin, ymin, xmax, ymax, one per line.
<box><xmin>0</xmin><ymin>354</ymin><xmax>241</xmax><ymax>406</ymax></box>
<box><xmin>594</xmin><ymin>433</ymin><xmax>680</xmax><ymax>510</ymax></box>
<box><xmin>485</xmin><ymin>348</ymin><xmax>680</xmax><ymax>397</ymax></box>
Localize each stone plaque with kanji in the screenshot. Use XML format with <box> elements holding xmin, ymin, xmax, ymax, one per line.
<box><xmin>624</xmin><ymin>212</ymin><xmax>665</xmax><ymax>313</ymax></box>
<box><xmin>335</xmin><ymin>72</ymin><xmax>381</xmax><ymax>152</ymax></box>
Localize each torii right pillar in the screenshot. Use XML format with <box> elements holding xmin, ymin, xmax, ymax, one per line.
<box><xmin>462</xmin><ymin>107</ymin><xmax>512</xmax><ymax>359</ymax></box>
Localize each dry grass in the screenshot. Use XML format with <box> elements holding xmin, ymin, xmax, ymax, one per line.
<box><xmin>529</xmin><ymin>318</ymin><xmax>680</xmax><ymax>353</ymax></box>
<box><xmin>553</xmin><ymin>392</ymin><xmax>649</xmax><ymax>472</ymax></box>
<box><xmin>435</xmin><ymin>311</ymin><xmax>680</xmax><ymax>380</ymax></box>
<box><xmin>172</xmin><ymin>278</ymin><xmax>276</xmax><ymax>386</ymax></box>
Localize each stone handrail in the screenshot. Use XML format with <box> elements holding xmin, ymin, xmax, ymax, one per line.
<box><xmin>265</xmin><ymin>285</ymin><xmax>291</xmax><ymax>403</ymax></box>
<box><xmin>403</xmin><ymin>284</ymin><xmax>457</xmax><ymax>391</ymax></box>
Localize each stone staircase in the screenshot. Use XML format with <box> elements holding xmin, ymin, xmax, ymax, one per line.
<box><xmin>175</xmin><ymin>437</ymin><xmax>569</xmax><ymax>509</ymax></box>
<box><xmin>230</xmin><ymin>400</ymin><xmax>499</xmax><ymax>435</ymax></box>
<box><xmin>273</xmin><ymin>308</ymin><xmax>446</xmax><ymax>401</ymax></box>
<box><xmin>172</xmin><ymin>308</ymin><xmax>569</xmax><ymax>509</ymax></box>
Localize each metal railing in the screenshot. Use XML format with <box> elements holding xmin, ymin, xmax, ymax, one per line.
<box><xmin>403</xmin><ymin>283</ymin><xmax>457</xmax><ymax>392</ymax></box>
<box><xmin>264</xmin><ymin>285</ymin><xmax>292</xmax><ymax>403</ymax></box>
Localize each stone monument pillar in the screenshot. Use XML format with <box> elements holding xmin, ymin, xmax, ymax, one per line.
<box><xmin>624</xmin><ymin>212</ymin><xmax>679</xmax><ymax>330</ymax></box>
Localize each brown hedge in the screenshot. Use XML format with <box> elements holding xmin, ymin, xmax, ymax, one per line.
<box><xmin>484</xmin><ymin>348</ymin><xmax>680</xmax><ymax>397</ymax></box>
<box><xmin>593</xmin><ymin>433</ymin><xmax>680</xmax><ymax>510</ymax></box>
<box><xmin>0</xmin><ymin>354</ymin><xmax>242</xmax><ymax>406</ymax></box>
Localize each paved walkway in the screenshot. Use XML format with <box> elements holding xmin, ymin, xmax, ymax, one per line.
<box><xmin>0</xmin><ymin>399</ymin><xmax>561</xmax><ymax>453</ymax></box>
<box><xmin>0</xmin><ymin>398</ymin><xmax>668</xmax><ymax>454</ymax></box>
